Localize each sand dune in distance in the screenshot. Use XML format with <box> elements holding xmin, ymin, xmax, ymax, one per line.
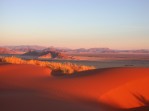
<box><xmin>0</xmin><ymin>64</ymin><xmax>149</xmax><ymax>111</ymax></box>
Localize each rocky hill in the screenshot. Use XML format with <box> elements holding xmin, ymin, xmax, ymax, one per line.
<box><xmin>0</xmin><ymin>47</ymin><xmax>17</xmax><ymax>54</ymax></box>
<box><xmin>23</xmin><ymin>50</ymin><xmax>69</xmax><ymax>59</ymax></box>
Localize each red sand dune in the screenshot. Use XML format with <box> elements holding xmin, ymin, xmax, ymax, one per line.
<box><xmin>0</xmin><ymin>64</ymin><xmax>149</xmax><ymax>111</ymax></box>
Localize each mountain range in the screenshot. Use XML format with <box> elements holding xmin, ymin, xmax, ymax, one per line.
<box><xmin>0</xmin><ymin>45</ymin><xmax>149</xmax><ymax>55</ymax></box>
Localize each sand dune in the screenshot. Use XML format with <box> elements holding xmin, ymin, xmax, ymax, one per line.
<box><xmin>0</xmin><ymin>64</ymin><xmax>149</xmax><ymax>111</ymax></box>
<box><xmin>100</xmin><ymin>77</ymin><xmax>149</xmax><ymax>108</ymax></box>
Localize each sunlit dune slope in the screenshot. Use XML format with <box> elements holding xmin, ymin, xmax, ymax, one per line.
<box><xmin>0</xmin><ymin>64</ymin><xmax>149</xmax><ymax>111</ymax></box>
<box><xmin>100</xmin><ymin>77</ymin><xmax>149</xmax><ymax>108</ymax></box>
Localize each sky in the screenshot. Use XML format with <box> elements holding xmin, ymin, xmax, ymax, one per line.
<box><xmin>0</xmin><ymin>0</ymin><xmax>149</xmax><ymax>49</ymax></box>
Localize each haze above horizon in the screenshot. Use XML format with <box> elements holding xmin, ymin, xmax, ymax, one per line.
<box><xmin>0</xmin><ymin>0</ymin><xmax>149</xmax><ymax>49</ymax></box>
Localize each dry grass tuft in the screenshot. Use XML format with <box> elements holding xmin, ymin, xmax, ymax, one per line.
<box><xmin>1</xmin><ymin>56</ymin><xmax>95</xmax><ymax>74</ymax></box>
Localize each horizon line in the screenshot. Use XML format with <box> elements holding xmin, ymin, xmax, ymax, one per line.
<box><xmin>0</xmin><ymin>45</ymin><xmax>149</xmax><ymax>50</ymax></box>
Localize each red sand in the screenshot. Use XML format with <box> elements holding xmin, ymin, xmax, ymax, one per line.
<box><xmin>0</xmin><ymin>64</ymin><xmax>149</xmax><ymax>111</ymax></box>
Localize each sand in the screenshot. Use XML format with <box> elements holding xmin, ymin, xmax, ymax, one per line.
<box><xmin>0</xmin><ymin>64</ymin><xmax>149</xmax><ymax>111</ymax></box>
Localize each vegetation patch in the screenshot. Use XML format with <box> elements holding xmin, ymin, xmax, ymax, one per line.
<box><xmin>0</xmin><ymin>56</ymin><xmax>95</xmax><ymax>74</ymax></box>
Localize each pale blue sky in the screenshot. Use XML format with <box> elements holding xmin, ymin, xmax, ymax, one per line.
<box><xmin>0</xmin><ymin>0</ymin><xmax>149</xmax><ymax>49</ymax></box>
